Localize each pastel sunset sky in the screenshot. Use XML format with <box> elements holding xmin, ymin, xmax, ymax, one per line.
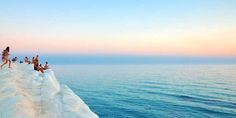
<box><xmin>1</xmin><ymin>0</ymin><xmax>236</xmax><ymax>57</ymax></box>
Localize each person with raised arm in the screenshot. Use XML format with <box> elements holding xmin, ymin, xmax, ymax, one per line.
<box><xmin>32</xmin><ymin>55</ymin><xmax>44</xmax><ymax>73</ymax></box>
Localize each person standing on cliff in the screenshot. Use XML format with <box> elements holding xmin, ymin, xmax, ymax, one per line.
<box><xmin>1</xmin><ymin>46</ymin><xmax>11</xmax><ymax>69</ymax></box>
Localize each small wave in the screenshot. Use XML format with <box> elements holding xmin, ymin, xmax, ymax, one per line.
<box><xmin>142</xmin><ymin>90</ymin><xmax>236</xmax><ymax>110</ymax></box>
<box><xmin>174</xmin><ymin>104</ymin><xmax>236</xmax><ymax>117</ymax></box>
<box><xmin>178</xmin><ymin>95</ymin><xmax>236</xmax><ymax>109</ymax></box>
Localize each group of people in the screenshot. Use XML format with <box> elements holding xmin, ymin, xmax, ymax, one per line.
<box><xmin>31</xmin><ymin>55</ymin><xmax>49</xmax><ymax>73</ymax></box>
<box><xmin>1</xmin><ymin>46</ymin><xmax>49</xmax><ymax>73</ymax></box>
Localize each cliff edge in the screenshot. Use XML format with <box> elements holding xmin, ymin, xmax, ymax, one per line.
<box><xmin>0</xmin><ymin>63</ymin><xmax>99</xmax><ymax>118</ymax></box>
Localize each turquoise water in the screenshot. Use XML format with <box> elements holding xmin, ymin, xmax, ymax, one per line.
<box><xmin>52</xmin><ymin>65</ymin><xmax>236</xmax><ymax>118</ymax></box>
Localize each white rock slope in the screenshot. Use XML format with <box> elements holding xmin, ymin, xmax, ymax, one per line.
<box><xmin>0</xmin><ymin>63</ymin><xmax>99</xmax><ymax>118</ymax></box>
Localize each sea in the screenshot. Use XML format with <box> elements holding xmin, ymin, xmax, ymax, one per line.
<box><xmin>52</xmin><ymin>64</ymin><xmax>236</xmax><ymax>118</ymax></box>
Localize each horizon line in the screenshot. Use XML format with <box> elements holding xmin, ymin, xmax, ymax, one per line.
<box><xmin>11</xmin><ymin>53</ymin><xmax>236</xmax><ymax>64</ymax></box>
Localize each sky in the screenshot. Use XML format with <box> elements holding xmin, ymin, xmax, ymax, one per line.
<box><xmin>0</xmin><ymin>0</ymin><xmax>236</xmax><ymax>63</ymax></box>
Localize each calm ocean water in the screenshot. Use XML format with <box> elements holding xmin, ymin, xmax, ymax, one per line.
<box><xmin>52</xmin><ymin>64</ymin><xmax>236</xmax><ymax>118</ymax></box>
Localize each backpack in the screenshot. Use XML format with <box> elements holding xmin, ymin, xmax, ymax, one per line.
<box><xmin>2</xmin><ymin>50</ymin><xmax>6</xmax><ymax>61</ymax></box>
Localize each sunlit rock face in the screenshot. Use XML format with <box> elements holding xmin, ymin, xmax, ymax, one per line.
<box><xmin>0</xmin><ymin>63</ymin><xmax>99</xmax><ymax>118</ymax></box>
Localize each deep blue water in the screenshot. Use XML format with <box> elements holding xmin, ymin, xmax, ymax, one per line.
<box><xmin>52</xmin><ymin>65</ymin><xmax>236</xmax><ymax>118</ymax></box>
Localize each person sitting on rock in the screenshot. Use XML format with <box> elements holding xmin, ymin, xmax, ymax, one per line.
<box><xmin>33</xmin><ymin>55</ymin><xmax>39</xmax><ymax>70</ymax></box>
<box><xmin>43</xmin><ymin>61</ymin><xmax>49</xmax><ymax>70</ymax></box>
<box><xmin>12</xmin><ymin>57</ymin><xmax>18</xmax><ymax>63</ymax></box>
<box><xmin>32</xmin><ymin>55</ymin><xmax>44</xmax><ymax>73</ymax></box>
<box><xmin>37</xmin><ymin>64</ymin><xmax>44</xmax><ymax>73</ymax></box>
<box><xmin>24</xmin><ymin>57</ymin><xmax>31</xmax><ymax>64</ymax></box>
